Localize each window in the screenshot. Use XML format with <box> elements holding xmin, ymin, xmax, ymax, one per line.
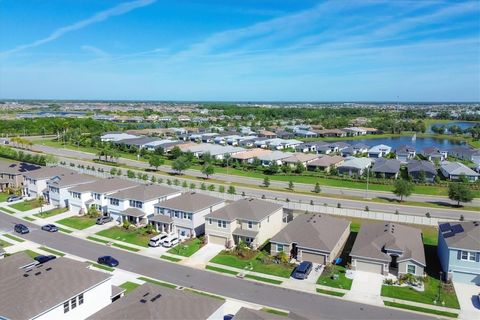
<box><xmin>209</xmin><ymin>219</ymin><xmax>212</xmax><ymax>225</ymax></box>
<box><xmin>71</xmin><ymin>192</ymin><xmax>81</xmax><ymax>199</ymax></box>
<box><xmin>93</xmin><ymin>193</ymin><xmax>101</xmax><ymax>200</ymax></box>
<box><xmin>407</xmin><ymin>264</ymin><xmax>416</xmax><ymax>274</ymax></box>
<box><xmin>217</xmin><ymin>220</ymin><xmax>226</xmax><ymax>228</ymax></box>
<box><xmin>78</xmin><ymin>293</ymin><xmax>84</xmax><ymax>305</ymax></box>
<box><xmin>277</xmin><ymin>244</ymin><xmax>284</xmax><ymax>252</ymax></box>
<box><xmin>460</xmin><ymin>251</ymin><xmax>476</xmax><ymax>261</ymax></box>
<box><xmin>110</xmin><ymin>198</ymin><xmax>119</xmax><ymax>206</ymax></box>
<box><xmin>129</xmin><ymin>200</ymin><xmax>143</xmax><ymax>208</ymax></box>
<box><xmin>63</xmin><ymin>301</ymin><xmax>69</xmax><ymax>314</ymax></box>
<box><xmin>248</xmin><ymin>221</ymin><xmax>253</xmax><ymax>229</ymax></box>
<box><xmin>71</xmin><ymin>297</ymin><xmax>77</xmax><ymax>309</ymax></box>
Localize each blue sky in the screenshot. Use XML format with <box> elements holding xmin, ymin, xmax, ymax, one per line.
<box><xmin>0</xmin><ymin>0</ymin><xmax>479</xmax><ymax>101</ymax></box>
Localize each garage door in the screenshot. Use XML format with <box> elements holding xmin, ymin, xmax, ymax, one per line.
<box><xmin>208</xmin><ymin>235</ymin><xmax>227</xmax><ymax>246</ymax></box>
<box><xmin>355</xmin><ymin>260</ymin><xmax>383</xmax><ymax>274</ymax></box>
<box><xmin>69</xmin><ymin>204</ymin><xmax>82</xmax><ymax>215</ymax></box>
<box><xmin>301</xmin><ymin>251</ymin><xmax>326</xmax><ymax>265</ymax></box>
<box><xmin>453</xmin><ymin>271</ymin><xmax>480</xmax><ymax>285</ymax></box>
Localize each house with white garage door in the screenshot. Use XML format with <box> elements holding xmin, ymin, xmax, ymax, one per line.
<box><xmin>437</xmin><ymin>221</ymin><xmax>480</xmax><ymax>285</ymax></box>
<box><xmin>205</xmin><ymin>198</ymin><xmax>283</xmax><ymax>249</ymax></box>
<box><xmin>47</xmin><ymin>173</ymin><xmax>98</xmax><ymax>209</ymax></box>
<box><xmin>350</xmin><ymin>222</ymin><xmax>426</xmax><ymax>277</ymax></box>
<box><xmin>270</xmin><ymin>213</ymin><xmax>350</xmax><ymax>265</ymax></box>
<box><xmin>24</xmin><ymin>166</ymin><xmax>76</xmax><ymax>199</ymax></box>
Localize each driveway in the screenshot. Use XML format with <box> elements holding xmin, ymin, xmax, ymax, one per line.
<box><xmin>285</xmin><ymin>263</ymin><xmax>323</xmax><ymax>293</ymax></box>
<box><xmin>453</xmin><ymin>282</ymin><xmax>480</xmax><ymax>320</ymax></box>
<box><xmin>183</xmin><ymin>243</ymin><xmax>224</xmax><ymax>267</ymax></box>
<box><xmin>344</xmin><ymin>271</ymin><xmax>384</xmax><ymax>306</ymax></box>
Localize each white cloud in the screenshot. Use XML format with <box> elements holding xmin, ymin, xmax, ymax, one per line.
<box><xmin>81</xmin><ymin>45</ymin><xmax>110</xmax><ymax>59</ymax></box>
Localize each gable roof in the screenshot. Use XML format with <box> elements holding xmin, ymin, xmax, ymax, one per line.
<box><xmin>88</xmin><ymin>283</ymin><xmax>224</xmax><ymax>320</ymax></box>
<box><xmin>69</xmin><ymin>177</ymin><xmax>139</xmax><ymax>194</ymax></box>
<box><xmin>206</xmin><ymin>198</ymin><xmax>282</xmax><ymax>222</ymax></box>
<box><xmin>271</xmin><ymin>214</ymin><xmax>350</xmax><ymax>253</ymax></box>
<box><xmin>23</xmin><ymin>166</ymin><xmax>76</xmax><ymax>180</ymax></box>
<box><xmin>0</xmin><ymin>160</ymin><xmax>41</xmax><ymax>175</ymax></box>
<box><xmin>47</xmin><ymin>172</ymin><xmax>97</xmax><ymax>188</ymax></box>
<box><xmin>350</xmin><ymin>222</ymin><xmax>426</xmax><ymax>266</ymax></box>
<box><xmin>338</xmin><ymin>157</ymin><xmax>372</xmax><ymax>169</ymax></box>
<box><xmin>307</xmin><ymin>155</ymin><xmax>344</xmax><ymax>167</ymax></box>
<box><xmin>441</xmin><ymin>161</ymin><xmax>479</xmax><ymax>177</ymax></box>
<box><xmin>282</xmin><ymin>153</ymin><xmax>319</xmax><ymax>164</ymax></box>
<box><xmin>371</xmin><ymin>159</ymin><xmax>401</xmax><ymax>174</ymax></box>
<box><xmin>109</xmin><ymin>184</ymin><xmax>180</xmax><ymax>202</ymax></box>
<box><xmin>438</xmin><ymin>221</ymin><xmax>480</xmax><ymax>251</ymax></box>
<box><xmin>154</xmin><ymin>192</ymin><xmax>224</xmax><ymax>213</ymax></box>
<box><xmin>407</xmin><ymin>160</ymin><xmax>437</xmax><ymax>175</ymax></box>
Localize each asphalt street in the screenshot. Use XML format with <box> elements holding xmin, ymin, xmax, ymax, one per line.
<box><xmin>27</xmin><ymin>144</ymin><xmax>480</xmax><ymax>220</ymax></box>
<box><xmin>0</xmin><ymin>212</ymin><xmax>433</xmax><ymax>320</ymax></box>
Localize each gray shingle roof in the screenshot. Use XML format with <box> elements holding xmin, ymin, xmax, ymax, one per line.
<box><xmin>47</xmin><ymin>172</ymin><xmax>97</xmax><ymax>188</ymax></box>
<box><xmin>350</xmin><ymin>222</ymin><xmax>426</xmax><ymax>266</ymax></box>
<box><xmin>0</xmin><ymin>160</ymin><xmax>41</xmax><ymax>175</ymax></box>
<box><xmin>371</xmin><ymin>159</ymin><xmax>401</xmax><ymax>174</ymax></box>
<box><xmin>109</xmin><ymin>184</ymin><xmax>180</xmax><ymax>202</ymax></box>
<box><xmin>122</xmin><ymin>207</ymin><xmax>146</xmax><ymax>217</ymax></box>
<box><xmin>69</xmin><ymin>177</ymin><xmax>139</xmax><ymax>194</ymax></box>
<box><xmin>270</xmin><ymin>214</ymin><xmax>350</xmax><ymax>253</ymax></box>
<box><xmin>0</xmin><ymin>253</ymin><xmax>111</xmax><ymax>320</ymax></box>
<box><xmin>441</xmin><ymin>161</ymin><xmax>479</xmax><ymax>177</ymax></box>
<box><xmin>407</xmin><ymin>160</ymin><xmax>437</xmax><ymax>175</ymax></box>
<box><xmin>438</xmin><ymin>221</ymin><xmax>480</xmax><ymax>251</ymax></box>
<box><xmin>23</xmin><ymin>166</ymin><xmax>76</xmax><ymax>180</ymax></box>
<box><xmin>88</xmin><ymin>283</ymin><xmax>224</xmax><ymax>320</ymax></box>
<box><xmin>206</xmin><ymin>198</ymin><xmax>283</xmax><ymax>222</ymax></box>
<box><xmin>154</xmin><ymin>192</ymin><xmax>224</xmax><ymax>213</ymax></box>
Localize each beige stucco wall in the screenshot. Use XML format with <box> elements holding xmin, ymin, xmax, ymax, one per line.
<box><xmin>328</xmin><ymin>223</ymin><xmax>351</xmax><ymax>262</ymax></box>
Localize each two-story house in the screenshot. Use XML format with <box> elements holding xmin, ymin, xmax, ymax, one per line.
<box><xmin>24</xmin><ymin>166</ymin><xmax>76</xmax><ymax>199</ymax></box>
<box><xmin>106</xmin><ymin>184</ymin><xmax>181</xmax><ymax>225</ymax></box>
<box><xmin>0</xmin><ymin>161</ymin><xmax>40</xmax><ymax>194</ymax></box>
<box><xmin>368</xmin><ymin>144</ymin><xmax>392</xmax><ymax>158</ymax></box>
<box><xmin>67</xmin><ymin>178</ymin><xmax>139</xmax><ymax>215</ymax></box>
<box><xmin>205</xmin><ymin>198</ymin><xmax>284</xmax><ymax>249</ymax></box>
<box><xmin>151</xmin><ymin>192</ymin><xmax>225</xmax><ymax>238</ymax></box>
<box><xmin>437</xmin><ymin>221</ymin><xmax>479</xmax><ymax>284</ymax></box>
<box><xmin>47</xmin><ymin>173</ymin><xmax>98</xmax><ymax>209</ymax></box>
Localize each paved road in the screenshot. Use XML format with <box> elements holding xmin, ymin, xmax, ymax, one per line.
<box><xmin>0</xmin><ymin>212</ymin><xmax>432</xmax><ymax>320</ymax></box>
<box><xmin>26</xmin><ymin>144</ymin><xmax>480</xmax><ymax>220</ymax></box>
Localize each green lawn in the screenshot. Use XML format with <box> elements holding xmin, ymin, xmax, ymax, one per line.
<box><xmin>137</xmin><ymin>277</ymin><xmax>177</xmax><ymax>289</ymax></box>
<box><xmin>317</xmin><ymin>265</ymin><xmax>353</xmax><ymax>290</ymax></box>
<box><xmin>9</xmin><ymin>199</ymin><xmax>42</xmax><ymax>212</ymax></box>
<box><xmin>0</xmin><ymin>239</ymin><xmax>13</xmax><ymax>247</ymax></box>
<box><xmin>316</xmin><ymin>288</ymin><xmax>345</xmax><ymax>297</ymax></box>
<box><xmin>34</xmin><ymin>207</ymin><xmax>68</xmax><ymax>219</ymax></box>
<box><xmin>56</xmin><ymin>216</ymin><xmax>96</xmax><ymax>230</ymax></box>
<box><xmin>112</xmin><ymin>242</ymin><xmax>140</xmax><ymax>252</ymax></box>
<box><xmin>210</xmin><ymin>251</ymin><xmax>294</xmax><ymax>278</ymax></box>
<box><xmin>244</xmin><ymin>274</ymin><xmax>282</xmax><ymax>284</ymax></box>
<box><xmin>0</xmin><ymin>206</ymin><xmax>15</xmax><ymax>214</ymax></box>
<box><xmin>96</xmin><ymin>226</ymin><xmax>157</xmax><ymax>247</ymax></box>
<box><xmin>0</xmin><ymin>192</ymin><xmax>9</xmax><ymax>202</ymax></box>
<box><xmin>39</xmin><ymin>246</ymin><xmax>65</xmax><ymax>256</ymax></box>
<box><xmin>260</xmin><ymin>308</ymin><xmax>289</xmax><ymax>316</ymax></box>
<box><xmin>206</xmin><ymin>265</ymin><xmax>238</xmax><ymax>275</ymax></box>
<box><xmin>87</xmin><ymin>236</ymin><xmax>110</xmax><ymax>244</ymax></box>
<box><xmin>58</xmin><ymin>227</ymin><xmax>73</xmax><ymax>234</ymax></box>
<box><xmin>119</xmin><ymin>281</ymin><xmax>141</xmax><ymax>294</ymax></box>
<box><xmin>90</xmin><ymin>262</ymin><xmax>114</xmax><ymax>272</ymax></box>
<box><xmin>24</xmin><ymin>250</ymin><xmax>40</xmax><ymax>259</ymax></box>
<box><xmin>160</xmin><ymin>255</ymin><xmax>182</xmax><ymax>262</ymax></box>
<box><xmin>23</xmin><ymin>216</ymin><xmax>36</xmax><ymax>221</ymax></box>
<box><xmin>3</xmin><ymin>233</ymin><xmax>25</xmax><ymax>242</ymax></box>
<box><xmin>384</xmin><ymin>301</ymin><xmax>458</xmax><ymax>318</ymax></box>
<box><xmin>184</xmin><ymin>289</ymin><xmax>225</xmax><ymax>301</ymax></box>
<box><xmin>167</xmin><ymin>238</ymin><xmax>203</xmax><ymax>257</ymax></box>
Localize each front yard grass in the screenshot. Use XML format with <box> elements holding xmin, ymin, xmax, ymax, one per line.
<box><xmin>317</xmin><ymin>265</ymin><xmax>353</xmax><ymax>290</ymax></box>
<box><xmin>112</xmin><ymin>242</ymin><xmax>140</xmax><ymax>252</ymax></box>
<box><xmin>316</xmin><ymin>288</ymin><xmax>346</xmax><ymax>297</ymax></box>
<box><xmin>0</xmin><ymin>207</ymin><xmax>15</xmax><ymax>214</ymax></box>
<box><xmin>0</xmin><ymin>238</ymin><xmax>13</xmax><ymax>247</ymax></box>
<box><xmin>3</xmin><ymin>233</ymin><xmax>25</xmax><ymax>242</ymax></box>
<box><xmin>9</xmin><ymin>199</ymin><xmax>42</xmax><ymax>212</ymax></box>
<box><xmin>56</xmin><ymin>216</ymin><xmax>96</xmax><ymax>230</ymax></box>
<box><xmin>260</xmin><ymin>308</ymin><xmax>289</xmax><ymax>316</ymax></box>
<box><xmin>0</xmin><ymin>192</ymin><xmax>9</xmax><ymax>202</ymax></box>
<box><xmin>24</xmin><ymin>249</ymin><xmax>40</xmax><ymax>259</ymax></box>
<box><xmin>137</xmin><ymin>276</ymin><xmax>177</xmax><ymax>289</ymax></box>
<box><xmin>90</xmin><ymin>262</ymin><xmax>114</xmax><ymax>272</ymax></box>
<box><xmin>119</xmin><ymin>281</ymin><xmax>141</xmax><ymax>294</ymax></box>
<box><xmin>210</xmin><ymin>251</ymin><xmax>294</xmax><ymax>278</ymax></box>
<box><xmin>160</xmin><ymin>255</ymin><xmax>182</xmax><ymax>262</ymax></box>
<box><xmin>96</xmin><ymin>226</ymin><xmax>157</xmax><ymax>248</ymax></box>
<box><xmin>34</xmin><ymin>207</ymin><xmax>68</xmax><ymax>219</ymax></box>
<box><xmin>39</xmin><ymin>246</ymin><xmax>65</xmax><ymax>256</ymax></box>
<box><xmin>23</xmin><ymin>216</ymin><xmax>36</xmax><ymax>221</ymax></box>
<box><xmin>383</xmin><ymin>301</ymin><xmax>458</xmax><ymax>318</ymax></box>
<box><xmin>206</xmin><ymin>265</ymin><xmax>238</xmax><ymax>275</ymax></box>
<box><xmin>167</xmin><ymin>238</ymin><xmax>203</xmax><ymax>257</ymax></box>
<box><xmin>87</xmin><ymin>236</ymin><xmax>110</xmax><ymax>244</ymax></box>
<box><xmin>244</xmin><ymin>274</ymin><xmax>282</xmax><ymax>284</ymax></box>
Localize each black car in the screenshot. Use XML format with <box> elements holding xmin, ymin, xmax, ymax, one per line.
<box><xmin>292</xmin><ymin>261</ymin><xmax>313</xmax><ymax>280</ymax></box>
<box><xmin>41</xmin><ymin>224</ymin><xmax>58</xmax><ymax>232</ymax></box>
<box><xmin>96</xmin><ymin>216</ymin><xmax>113</xmax><ymax>225</ymax></box>
<box><xmin>34</xmin><ymin>255</ymin><xmax>56</xmax><ymax>264</ymax></box>
<box><xmin>97</xmin><ymin>255</ymin><xmax>119</xmax><ymax>267</ymax></box>
<box><xmin>14</xmin><ymin>224</ymin><xmax>29</xmax><ymax>234</ymax></box>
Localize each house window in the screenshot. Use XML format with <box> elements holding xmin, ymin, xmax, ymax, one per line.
<box><xmin>79</xmin><ymin>293</ymin><xmax>84</xmax><ymax>305</ymax></box>
<box><xmin>217</xmin><ymin>220</ymin><xmax>226</xmax><ymax>228</ymax></box>
<box><xmin>93</xmin><ymin>193</ymin><xmax>101</xmax><ymax>200</ymax></box>
<box><xmin>248</xmin><ymin>221</ymin><xmax>253</xmax><ymax>229</ymax></box>
<box><xmin>71</xmin><ymin>297</ymin><xmax>77</xmax><ymax>309</ymax></box>
<box><xmin>460</xmin><ymin>251</ymin><xmax>476</xmax><ymax>261</ymax></box>
<box><xmin>110</xmin><ymin>198</ymin><xmax>119</xmax><ymax>206</ymax></box>
<box><xmin>63</xmin><ymin>301</ymin><xmax>69</xmax><ymax>313</ymax></box>
<box><xmin>277</xmin><ymin>244</ymin><xmax>284</xmax><ymax>252</ymax></box>
<box><xmin>71</xmin><ymin>192</ymin><xmax>81</xmax><ymax>199</ymax></box>
<box><xmin>129</xmin><ymin>200</ymin><xmax>143</xmax><ymax>208</ymax></box>
<box><xmin>407</xmin><ymin>264</ymin><xmax>416</xmax><ymax>274</ymax></box>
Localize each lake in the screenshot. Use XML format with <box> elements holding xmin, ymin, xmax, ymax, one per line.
<box><xmin>339</xmin><ymin>136</ymin><xmax>465</xmax><ymax>150</ymax></box>
<box><xmin>426</xmin><ymin>121</ymin><xmax>479</xmax><ymax>133</ymax></box>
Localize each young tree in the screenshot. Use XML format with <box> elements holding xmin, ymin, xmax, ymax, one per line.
<box><xmin>448</xmin><ymin>182</ymin><xmax>474</xmax><ymax>206</ymax></box>
<box><xmin>295</xmin><ymin>162</ymin><xmax>305</xmax><ymax>174</ymax></box>
<box><xmin>170</xmin><ymin>146</ymin><xmax>182</xmax><ymax>159</ymax></box>
<box><xmin>227</xmin><ymin>185</ymin><xmax>236</xmax><ymax>195</ymax></box>
<box><xmin>393</xmin><ymin>179</ymin><xmax>414</xmax><ymax>201</ymax></box>
<box><xmin>218</xmin><ymin>185</ymin><xmax>225</xmax><ymax>193</ymax></box>
<box><xmin>148</xmin><ymin>155</ymin><xmax>164</xmax><ymax>171</ymax></box>
<box><xmin>313</xmin><ymin>182</ymin><xmax>321</xmax><ymax>194</ymax></box>
<box><xmin>288</xmin><ymin>180</ymin><xmax>294</xmax><ymax>190</ymax></box>
<box><xmin>263</xmin><ymin>176</ymin><xmax>270</xmax><ymax>188</ymax></box>
<box><xmin>172</xmin><ymin>156</ymin><xmax>190</xmax><ymax>174</ymax></box>
<box><xmin>202</xmin><ymin>164</ymin><xmax>215</xmax><ymax>179</ymax></box>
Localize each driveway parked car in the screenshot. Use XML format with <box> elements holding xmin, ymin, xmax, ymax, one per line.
<box><xmin>96</xmin><ymin>216</ymin><xmax>113</xmax><ymax>225</ymax></box>
<box><xmin>34</xmin><ymin>255</ymin><xmax>56</xmax><ymax>264</ymax></box>
<box><xmin>292</xmin><ymin>261</ymin><xmax>313</xmax><ymax>280</ymax></box>
<box><xmin>162</xmin><ymin>236</ymin><xmax>179</xmax><ymax>248</ymax></box>
<box><xmin>14</xmin><ymin>224</ymin><xmax>29</xmax><ymax>234</ymax></box>
<box><xmin>41</xmin><ymin>224</ymin><xmax>58</xmax><ymax>232</ymax></box>
<box><xmin>148</xmin><ymin>234</ymin><xmax>169</xmax><ymax>247</ymax></box>
<box><xmin>97</xmin><ymin>255</ymin><xmax>119</xmax><ymax>267</ymax></box>
<box><xmin>7</xmin><ymin>195</ymin><xmax>23</xmax><ymax>202</ymax></box>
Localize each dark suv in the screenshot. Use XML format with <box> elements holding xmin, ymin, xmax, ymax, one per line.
<box><xmin>96</xmin><ymin>216</ymin><xmax>113</xmax><ymax>225</ymax></box>
<box><xmin>292</xmin><ymin>261</ymin><xmax>313</xmax><ymax>280</ymax></box>
<box><xmin>14</xmin><ymin>224</ymin><xmax>29</xmax><ymax>234</ymax></box>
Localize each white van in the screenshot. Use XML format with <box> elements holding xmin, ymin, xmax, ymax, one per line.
<box><xmin>148</xmin><ymin>234</ymin><xmax>169</xmax><ymax>247</ymax></box>
<box><xmin>162</xmin><ymin>236</ymin><xmax>180</xmax><ymax>248</ymax></box>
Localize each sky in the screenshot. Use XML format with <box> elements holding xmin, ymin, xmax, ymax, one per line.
<box><xmin>0</xmin><ymin>0</ymin><xmax>479</xmax><ymax>102</ymax></box>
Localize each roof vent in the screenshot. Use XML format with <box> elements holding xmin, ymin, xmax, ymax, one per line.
<box><xmin>140</xmin><ymin>299</ymin><xmax>147</xmax><ymax>304</ymax></box>
<box><xmin>143</xmin><ymin>292</ymin><xmax>150</xmax><ymax>297</ymax></box>
<box><xmin>150</xmin><ymin>294</ymin><xmax>162</xmax><ymax>302</ymax></box>
<box><xmin>34</xmin><ymin>272</ymin><xmax>41</xmax><ymax>276</ymax></box>
<box><xmin>46</xmin><ymin>267</ymin><xmax>52</xmax><ymax>271</ymax></box>
<box><xmin>23</xmin><ymin>274</ymin><xmax>29</xmax><ymax>277</ymax></box>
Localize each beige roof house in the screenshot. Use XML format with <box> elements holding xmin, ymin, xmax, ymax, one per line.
<box><xmin>232</xmin><ymin>148</ymin><xmax>272</xmax><ymax>162</ymax></box>
<box><xmin>282</xmin><ymin>153</ymin><xmax>319</xmax><ymax>166</ymax></box>
<box><xmin>306</xmin><ymin>155</ymin><xmax>344</xmax><ymax>172</ymax></box>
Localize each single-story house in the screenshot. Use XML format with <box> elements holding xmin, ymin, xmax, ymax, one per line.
<box><xmin>395</xmin><ymin>145</ymin><xmax>416</xmax><ymax>163</ymax></box>
<box><xmin>282</xmin><ymin>154</ymin><xmax>319</xmax><ymax>168</ymax></box>
<box><xmin>423</xmin><ymin>147</ymin><xmax>447</xmax><ymax>162</ymax></box>
<box><xmin>258</xmin><ymin>130</ymin><xmax>277</xmax><ymax>139</ymax></box>
<box><xmin>270</xmin><ymin>213</ymin><xmax>350</xmax><ymax>265</ymax></box>
<box><xmin>306</xmin><ymin>156</ymin><xmax>344</xmax><ymax>173</ymax></box>
<box><xmin>440</xmin><ymin>161</ymin><xmax>479</xmax><ymax>182</ymax></box>
<box><xmin>343</xmin><ymin>127</ymin><xmax>367</xmax><ymax>136</ymax></box>
<box><xmin>337</xmin><ymin>157</ymin><xmax>372</xmax><ymax>176</ymax></box>
<box><xmin>100</xmin><ymin>132</ymin><xmax>138</xmax><ymax>142</ymax></box>
<box><xmin>256</xmin><ymin>151</ymin><xmax>293</xmax><ymax>166</ymax></box>
<box><xmin>315</xmin><ymin>129</ymin><xmax>347</xmax><ymax>137</ymax></box>
<box><xmin>406</xmin><ymin>160</ymin><xmax>437</xmax><ymax>183</ymax></box>
<box><xmin>449</xmin><ymin>146</ymin><xmax>480</xmax><ymax>162</ymax></box>
<box><xmin>231</xmin><ymin>148</ymin><xmax>272</xmax><ymax>164</ymax></box>
<box><xmin>350</xmin><ymin>222</ymin><xmax>426</xmax><ymax>276</ymax></box>
<box><xmin>341</xmin><ymin>143</ymin><xmax>369</xmax><ymax>157</ymax></box>
<box><xmin>371</xmin><ymin>159</ymin><xmax>401</xmax><ymax>179</ymax></box>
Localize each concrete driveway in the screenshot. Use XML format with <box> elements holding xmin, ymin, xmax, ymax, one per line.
<box><xmin>183</xmin><ymin>243</ymin><xmax>224</xmax><ymax>267</ymax></box>
<box><xmin>344</xmin><ymin>271</ymin><xmax>384</xmax><ymax>306</ymax></box>
<box><xmin>453</xmin><ymin>282</ymin><xmax>480</xmax><ymax>320</ymax></box>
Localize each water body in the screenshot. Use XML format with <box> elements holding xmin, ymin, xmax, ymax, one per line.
<box><xmin>426</xmin><ymin>121</ymin><xmax>479</xmax><ymax>133</ymax></box>
<box><xmin>340</xmin><ymin>136</ymin><xmax>465</xmax><ymax>150</ymax></box>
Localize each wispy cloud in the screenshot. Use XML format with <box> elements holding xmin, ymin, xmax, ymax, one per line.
<box><xmin>81</xmin><ymin>45</ymin><xmax>110</xmax><ymax>59</ymax></box>
<box><xmin>1</xmin><ymin>0</ymin><xmax>156</xmax><ymax>56</ymax></box>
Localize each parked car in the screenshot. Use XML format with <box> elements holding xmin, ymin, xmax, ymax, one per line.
<box><xmin>41</xmin><ymin>224</ymin><xmax>58</xmax><ymax>232</ymax></box>
<box><xmin>162</xmin><ymin>236</ymin><xmax>180</xmax><ymax>248</ymax></box>
<box><xmin>292</xmin><ymin>261</ymin><xmax>313</xmax><ymax>280</ymax></box>
<box><xmin>7</xmin><ymin>195</ymin><xmax>23</xmax><ymax>202</ymax></box>
<box><xmin>14</xmin><ymin>224</ymin><xmax>29</xmax><ymax>234</ymax></box>
<box><xmin>148</xmin><ymin>234</ymin><xmax>169</xmax><ymax>247</ymax></box>
<box><xmin>96</xmin><ymin>216</ymin><xmax>113</xmax><ymax>225</ymax></box>
<box><xmin>223</xmin><ymin>315</ymin><xmax>234</xmax><ymax>320</ymax></box>
<box><xmin>34</xmin><ymin>255</ymin><xmax>56</xmax><ymax>264</ymax></box>
<box><xmin>97</xmin><ymin>255</ymin><xmax>119</xmax><ymax>267</ymax></box>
